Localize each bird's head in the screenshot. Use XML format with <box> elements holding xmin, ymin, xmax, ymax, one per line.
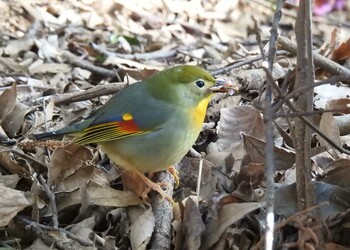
<box><xmin>145</xmin><ymin>65</ymin><xmax>231</xmax><ymax>107</ymax></box>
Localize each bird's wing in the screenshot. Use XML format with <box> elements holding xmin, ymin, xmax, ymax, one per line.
<box><xmin>74</xmin><ymin>112</ymin><xmax>150</xmax><ymax>144</ymax></box>
<box><xmin>75</xmin><ymin>83</ymin><xmax>174</xmax><ymax>145</ymax></box>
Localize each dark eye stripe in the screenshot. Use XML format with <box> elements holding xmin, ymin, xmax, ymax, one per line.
<box><xmin>195</xmin><ymin>80</ymin><xmax>205</xmax><ymax>88</ymax></box>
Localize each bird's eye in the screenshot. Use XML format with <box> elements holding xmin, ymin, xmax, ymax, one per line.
<box><xmin>195</xmin><ymin>79</ymin><xmax>205</xmax><ymax>88</ymax></box>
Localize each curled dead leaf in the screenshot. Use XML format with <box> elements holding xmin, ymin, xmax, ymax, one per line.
<box><xmin>0</xmin><ymin>83</ymin><xmax>17</xmax><ymax>124</ymax></box>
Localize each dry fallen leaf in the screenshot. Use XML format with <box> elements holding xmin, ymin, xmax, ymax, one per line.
<box><xmin>183</xmin><ymin>197</ymin><xmax>205</xmax><ymax>250</ymax></box>
<box><xmin>319</xmin><ymin>102</ymin><xmax>341</xmax><ymax>150</ymax></box>
<box><xmin>0</xmin><ymin>186</ymin><xmax>32</xmax><ymax>227</ymax></box>
<box><xmin>275</xmin><ymin>182</ymin><xmax>350</xmax><ymax>218</ymax></box>
<box><xmin>209</xmin><ymin>105</ymin><xmax>264</xmax><ymax>153</ymax></box>
<box><xmin>2</xmin><ymin>102</ymin><xmax>32</xmax><ymax>137</ymax></box>
<box><xmin>317</xmin><ymin>159</ymin><xmax>350</xmax><ymax>188</ymax></box>
<box><xmin>0</xmin><ymin>151</ymin><xmax>29</xmax><ymax>175</ymax></box>
<box><xmin>242</xmin><ymin>133</ymin><xmax>295</xmax><ymax>171</ymax></box>
<box><xmin>56</xmin><ymin>186</ymin><xmax>142</xmax><ymax>211</ymax></box>
<box><xmin>0</xmin><ymin>83</ymin><xmax>17</xmax><ymax>124</ymax></box>
<box><xmin>130</xmin><ymin>208</ymin><xmax>155</xmax><ymax>250</ymax></box>
<box><xmin>48</xmin><ymin>144</ymin><xmax>94</xmax><ymax>186</ymax></box>
<box><xmin>201</xmin><ymin>202</ymin><xmax>264</xmax><ymax>250</ymax></box>
<box><xmin>331</xmin><ymin>37</ymin><xmax>350</xmax><ymax>62</ymax></box>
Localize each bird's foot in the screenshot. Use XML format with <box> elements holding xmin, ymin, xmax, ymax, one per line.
<box><xmin>139</xmin><ymin>175</ymin><xmax>174</xmax><ymax>203</ymax></box>
<box><xmin>167</xmin><ymin>166</ymin><xmax>179</xmax><ymax>188</ymax></box>
<box><xmin>157</xmin><ymin>181</ymin><xmax>172</xmax><ymax>188</ymax></box>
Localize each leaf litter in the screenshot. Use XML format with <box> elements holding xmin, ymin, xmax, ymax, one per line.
<box><xmin>1</xmin><ymin>0</ymin><xmax>350</xmax><ymax>249</ymax></box>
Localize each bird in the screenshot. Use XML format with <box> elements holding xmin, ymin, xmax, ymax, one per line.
<box><xmin>33</xmin><ymin>65</ymin><xmax>232</xmax><ymax>202</ymax></box>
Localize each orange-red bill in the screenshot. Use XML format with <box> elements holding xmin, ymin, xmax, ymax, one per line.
<box><xmin>209</xmin><ymin>79</ymin><xmax>239</xmax><ymax>95</ymax></box>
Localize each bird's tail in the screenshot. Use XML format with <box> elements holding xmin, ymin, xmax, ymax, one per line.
<box><xmin>32</xmin><ymin>119</ymin><xmax>91</xmax><ymax>140</ymax></box>
<box><xmin>32</xmin><ymin>130</ymin><xmax>67</xmax><ymax>140</ymax></box>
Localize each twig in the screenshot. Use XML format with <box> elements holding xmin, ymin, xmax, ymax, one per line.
<box><xmin>252</xmin><ymin>202</ymin><xmax>327</xmax><ymax>250</ymax></box>
<box><xmin>18</xmin><ymin>216</ymin><xmax>93</xmax><ymax>246</ymax></box>
<box><xmin>90</xmin><ymin>42</ymin><xmax>177</xmax><ymax>61</ymax></box>
<box><xmin>41</xmin><ymin>82</ymin><xmax>127</xmax><ymax>106</ymax></box>
<box><xmin>62</xmin><ymin>51</ymin><xmax>118</xmax><ymax>79</ymax></box>
<box><xmin>7</xmin><ymin>148</ymin><xmax>47</xmax><ymax>170</ymax></box>
<box><xmin>177</xmin><ymin>50</ymin><xmax>211</xmax><ymax>63</ymax></box>
<box><xmin>210</xmin><ymin>50</ymin><xmax>289</xmax><ymax>76</ymax></box>
<box><xmin>273</xmin><ymin>75</ymin><xmax>344</xmax><ymax>112</ymax></box>
<box><xmin>275</xmin><ymin>107</ymin><xmax>350</xmax><ymax>118</ymax></box>
<box><xmin>263</xmin><ymin>61</ymin><xmax>350</xmax><ymax>155</ymax></box>
<box><xmin>0</xmin><ymin>239</ymin><xmax>21</xmax><ymax>248</ymax></box>
<box><xmin>277</xmin><ymin>36</ymin><xmax>350</xmax><ymax>83</ymax></box>
<box><xmin>150</xmin><ymin>171</ymin><xmax>174</xmax><ymax>249</ymax></box>
<box><xmin>38</xmin><ymin>175</ymin><xmax>59</xmax><ymax>228</ymax></box>
<box><xmin>263</xmin><ymin>1</ymin><xmax>286</xmax><ymax>249</ymax></box>
<box><xmin>253</xmin><ymin>18</ymin><xmax>267</xmax><ymax>62</ymax></box>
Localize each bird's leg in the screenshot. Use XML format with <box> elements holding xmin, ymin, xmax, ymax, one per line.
<box><xmin>147</xmin><ymin>172</ymin><xmax>172</xmax><ymax>188</ymax></box>
<box><xmin>134</xmin><ymin>171</ymin><xmax>174</xmax><ymax>203</ymax></box>
<box><xmin>167</xmin><ymin>166</ymin><xmax>179</xmax><ymax>188</ymax></box>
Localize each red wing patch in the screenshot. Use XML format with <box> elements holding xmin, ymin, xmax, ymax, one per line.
<box><xmin>75</xmin><ymin>113</ymin><xmax>148</xmax><ymax>144</ymax></box>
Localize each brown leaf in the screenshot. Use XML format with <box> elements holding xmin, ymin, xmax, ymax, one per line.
<box><xmin>325</xmin><ymin>242</ymin><xmax>350</xmax><ymax>250</ymax></box>
<box><xmin>0</xmin><ymin>83</ymin><xmax>17</xmax><ymax>124</ymax></box>
<box><xmin>69</xmin><ymin>216</ymin><xmax>95</xmax><ymax>246</ymax></box>
<box><xmin>318</xmin><ymin>159</ymin><xmax>350</xmax><ymax>188</ymax></box>
<box><xmin>0</xmin><ymin>152</ymin><xmax>29</xmax><ymax>175</ymax></box>
<box><xmin>48</xmin><ymin>144</ymin><xmax>93</xmax><ymax>186</ymax></box>
<box><xmin>54</xmin><ymin>164</ymin><xmax>95</xmax><ymax>193</ymax></box>
<box><xmin>319</xmin><ymin>110</ymin><xmax>341</xmax><ymax>150</ymax></box>
<box><xmin>130</xmin><ymin>208</ymin><xmax>155</xmax><ymax>250</ymax></box>
<box><xmin>124</xmin><ymin>68</ymin><xmax>159</xmax><ymax>81</ymax></box>
<box><xmin>1</xmin><ymin>174</ymin><xmax>20</xmax><ymax>189</ymax></box>
<box><xmin>183</xmin><ymin>198</ymin><xmax>205</xmax><ymax>250</ymax></box>
<box><xmin>201</xmin><ymin>202</ymin><xmax>264</xmax><ymax>250</ymax></box>
<box><xmin>334</xmin><ymin>114</ymin><xmax>350</xmax><ymax>136</ymax></box>
<box><xmin>209</xmin><ymin>105</ymin><xmax>264</xmax><ymax>153</ymax></box>
<box><xmin>56</xmin><ymin>186</ymin><xmax>142</xmax><ymax>211</ymax></box>
<box><xmin>234</xmin><ymin>163</ymin><xmax>264</xmax><ymax>188</ymax></box>
<box><xmin>242</xmin><ymin>133</ymin><xmax>295</xmax><ymax>170</ymax></box>
<box><xmin>0</xmin><ymin>186</ymin><xmax>32</xmax><ymax>227</ymax></box>
<box><xmin>331</xmin><ymin>38</ymin><xmax>350</xmax><ymax>62</ymax></box>
<box><xmin>178</xmin><ymin>157</ymin><xmax>217</xmax><ymax>200</ymax></box>
<box><xmin>2</xmin><ymin>102</ymin><xmax>31</xmax><ymax>137</ymax></box>
<box><xmin>327</xmin><ymin>99</ymin><xmax>350</xmax><ymax>114</ymax></box>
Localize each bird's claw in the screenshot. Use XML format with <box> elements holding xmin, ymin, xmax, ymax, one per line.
<box><xmin>167</xmin><ymin>166</ymin><xmax>180</xmax><ymax>188</ymax></box>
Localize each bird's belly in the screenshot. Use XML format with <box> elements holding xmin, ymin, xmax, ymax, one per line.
<box><xmin>100</xmin><ymin>126</ymin><xmax>199</xmax><ymax>173</ymax></box>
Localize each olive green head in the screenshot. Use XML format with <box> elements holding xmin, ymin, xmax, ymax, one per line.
<box><xmin>145</xmin><ymin>65</ymin><xmax>217</xmax><ymax>107</ymax></box>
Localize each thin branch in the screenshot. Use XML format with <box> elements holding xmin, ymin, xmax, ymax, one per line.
<box><xmin>273</xmin><ymin>75</ymin><xmax>344</xmax><ymax>112</ymax></box>
<box><xmin>90</xmin><ymin>42</ymin><xmax>177</xmax><ymax>61</ymax></box>
<box><xmin>275</xmin><ymin>107</ymin><xmax>350</xmax><ymax>118</ymax></box>
<box><xmin>252</xmin><ymin>202</ymin><xmax>327</xmax><ymax>250</ymax></box>
<box><xmin>38</xmin><ymin>175</ymin><xmax>59</xmax><ymax>228</ymax></box>
<box><xmin>263</xmin><ymin>1</ymin><xmax>286</xmax><ymax>249</ymax></box>
<box><xmin>211</xmin><ymin>50</ymin><xmax>289</xmax><ymax>76</ymax></box>
<box><xmin>277</xmin><ymin>36</ymin><xmax>350</xmax><ymax>82</ymax></box>
<box><xmin>38</xmin><ymin>82</ymin><xmax>127</xmax><ymax>106</ymax></box>
<box><xmin>8</xmin><ymin>148</ymin><xmax>47</xmax><ymax>170</ymax></box>
<box><xmin>264</xmin><ymin>61</ymin><xmax>350</xmax><ymax>155</ymax></box>
<box><xmin>62</xmin><ymin>51</ymin><xmax>118</xmax><ymax>79</ymax></box>
<box><xmin>18</xmin><ymin>216</ymin><xmax>93</xmax><ymax>246</ymax></box>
